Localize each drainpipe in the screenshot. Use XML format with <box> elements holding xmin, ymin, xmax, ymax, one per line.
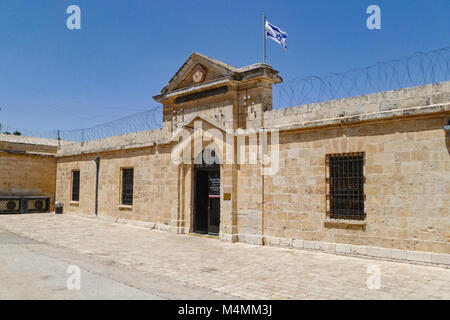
<box><xmin>261</xmin><ymin>131</ymin><xmax>265</xmax><ymax>245</ymax></box>
<box><xmin>94</xmin><ymin>156</ymin><xmax>100</xmax><ymax>216</ymax></box>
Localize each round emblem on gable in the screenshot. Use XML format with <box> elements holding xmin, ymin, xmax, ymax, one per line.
<box><xmin>192</xmin><ymin>64</ymin><xmax>206</xmax><ymax>83</ymax></box>
<box><xmin>193</xmin><ymin>70</ymin><xmax>204</xmax><ymax>83</ymax></box>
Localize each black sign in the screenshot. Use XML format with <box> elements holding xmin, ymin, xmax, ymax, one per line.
<box><xmin>208</xmin><ymin>173</ymin><xmax>220</xmax><ymax>196</ymax></box>
<box><xmin>175</xmin><ymin>86</ymin><xmax>228</xmax><ymax>104</ymax></box>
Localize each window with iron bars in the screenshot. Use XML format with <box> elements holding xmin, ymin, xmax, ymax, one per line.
<box><xmin>121</xmin><ymin>168</ymin><xmax>134</xmax><ymax>206</ymax></box>
<box><xmin>326</xmin><ymin>153</ymin><xmax>365</xmax><ymax>221</ymax></box>
<box><xmin>71</xmin><ymin>170</ymin><xmax>80</xmax><ymax>202</ymax></box>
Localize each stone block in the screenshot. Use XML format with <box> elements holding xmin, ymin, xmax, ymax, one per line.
<box><xmin>336</xmin><ymin>243</ymin><xmax>350</xmax><ymax>254</ymax></box>
<box><xmin>292</xmin><ymin>239</ymin><xmax>304</xmax><ymax>249</ymax></box>
<box><xmin>406</xmin><ymin>251</ymin><xmax>432</xmax><ymax>263</ymax></box>
<box><xmin>349</xmin><ymin>245</ymin><xmax>368</xmax><ymax>256</ymax></box>
<box><xmin>303</xmin><ymin>240</ymin><xmax>316</xmax><ymax>250</ymax></box>
<box><xmin>430</xmin><ymin>253</ymin><xmax>450</xmax><ymax>265</ymax></box>
<box><xmin>390</xmin><ymin>249</ymin><xmax>407</xmax><ymax>260</ymax></box>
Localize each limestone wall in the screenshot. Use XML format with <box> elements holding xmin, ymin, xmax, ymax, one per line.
<box><xmin>57</xmin><ymin>128</ymin><xmax>168</xmax><ymax>157</ymax></box>
<box><xmin>163</xmin><ymin>89</ymin><xmax>236</xmax><ymax>132</ymax></box>
<box><xmin>262</xmin><ymin>82</ymin><xmax>450</xmax><ymax>128</ymax></box>
<box><xmin>236</xmin><ymin>163</ymin><xmax>263</xmax><ymax>243</ymax></box>
<box><xmin>260</xmin><ymin>115</ymin><xmax>449</xmax><ymax>254</ymax></box>
<box><xmin>0</xmin><ymin>152</ymin><xmax>56</xmax><ymax>206</ymax></box>
<box><xmin>0</xmin><ymin>136</ymin><xmax>57</xmax><ymax>209</ymax></box>
<box><xmin>0</xmin><ymin>134</ymin><xmax>62</xmax><ymax>148</ymax></box>
<box><xmin>55</xmin><ymin>145</ymin><xmax>179</xmax><ymax>228</ymax></box>
<box><xmin>49</xmin><ymin>80</ymin><xmax>450</xmax><ymax>259</ymax></box>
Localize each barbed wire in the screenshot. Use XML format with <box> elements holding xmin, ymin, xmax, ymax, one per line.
<box><xmin>1</xmin><ymin>47</ymin><xmax>449</xmax><ymax>143</ymax></box>
<box><xmin>1</xmin><ymin>106</ymin><xmax>163</xmax><ymax>142</ymax></box>
<box><xmin>273</xmin><ymin>46</ymin><xmax>450</xmax><ymax>107</ymax></box>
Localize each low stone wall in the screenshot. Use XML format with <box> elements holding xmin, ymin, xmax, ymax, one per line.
<box><xmin>57</xmin><ymin>128</ymin><xmax>169</xmax><ymax>157</ymax></box>
<box><xmin>0</xmin><ymin>134</ymin><xmax>62</xmax><ymax>148</ymax></box>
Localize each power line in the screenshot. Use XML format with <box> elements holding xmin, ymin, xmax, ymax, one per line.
<box><xmin>0</xmin><ymin>70</ymin><xmax>155</xmax><ymax>121</ymax></box>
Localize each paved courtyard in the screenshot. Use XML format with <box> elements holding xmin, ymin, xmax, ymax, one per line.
<box><xmin>0</xmin><ymin>213</ymin><xmax>449</xmax><ymax>299</ymax></box>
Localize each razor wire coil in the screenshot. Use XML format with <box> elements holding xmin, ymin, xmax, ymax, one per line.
<box><xmin>2</xmin><ymin>47</ymin><xmax>449</xmax><ymax>143</ymax></box>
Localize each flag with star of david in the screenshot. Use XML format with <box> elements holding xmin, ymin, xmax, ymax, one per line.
<box><xmin>265</xmin><ymin>20</ymin><xmax>288</xmax><ymax>49</ymax></box>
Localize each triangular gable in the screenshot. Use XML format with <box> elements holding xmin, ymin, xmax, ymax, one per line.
<box><xmin>154</xmin><ymin>53</ymin><xmax>283</xmax><ymax>103</ymax></box>
<box><xmin>170</xmin><ymin>113</ymin><xmax>229</xmax><ymax>142</ymax></box>
<box><xmin>162</xmin><ymin>53</ymin><xmax>237</xmax><ymax>94</ymax></box>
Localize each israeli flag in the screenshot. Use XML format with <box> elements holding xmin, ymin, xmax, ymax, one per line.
<box><xmin>265</xmin><ymin>20</ymin><xmax>288</xmax><ymax>49</ymax></box>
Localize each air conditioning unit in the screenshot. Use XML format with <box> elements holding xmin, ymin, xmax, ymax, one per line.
<box><xmin>0</xmin><ymin>196</ymin><xmax>21</xmax><ymax>214</ymax></box>
<box><xmin>23</xmin><ymin>196</ymin><xmax>50</xmax><ymax>213</ymax></box>
<box><xmin>0</xmin><ymin>196</ymin><xmax>50</xmax><ymax>214</ymax></box>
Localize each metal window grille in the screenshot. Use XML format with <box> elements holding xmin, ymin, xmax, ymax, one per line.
<box><xmin>72</xmin><ymin>171</ymin><xmax>80</xmax><ymax>202</ymax></box>
<box><xmin>121</xmin><ymin>168</ymin><xmax>134</xmax><ymax>206</ymax></box>
<box><xmin>326</xmin><ymin>153</ymin><xmax>365</xmax><ymax>220</ymax></box>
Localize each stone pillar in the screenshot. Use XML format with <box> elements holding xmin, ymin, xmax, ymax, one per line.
<box><xmin>220</xmin><ymin>163</ymin><xmax>238</xmax><ymax>242</ymax></box>
<box><xmin>169</xmin><ymin>164</ymin><xmax>188</xmax><ymax>234</ymax></box>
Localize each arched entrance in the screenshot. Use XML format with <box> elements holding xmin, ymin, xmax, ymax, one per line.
<box><xmin>193</xmin><ymin>149</ymin><xmax>220</xmax><ymax>235</ymax></box>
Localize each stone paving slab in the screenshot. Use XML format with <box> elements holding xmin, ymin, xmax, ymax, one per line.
<box><xmin>0</xmin><ymin>237</ymin><xmax>160</xmax><ymax>300</ymax></box>
<box><xmin>0</xmin><ymin>213</ymin><xmax>449</xmax><ymax>300</ymax></box>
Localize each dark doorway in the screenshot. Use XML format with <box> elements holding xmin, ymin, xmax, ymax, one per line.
<box><xmin>193</xmin><ymin>150</ymin><xmax>220</xmax><ymax>235</ymax></box>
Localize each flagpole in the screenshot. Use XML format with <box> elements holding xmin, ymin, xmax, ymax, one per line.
<box><xmin>263</xmin><ymin>13</ymin><xmax>266</xmax><ymax>64</ymax></box>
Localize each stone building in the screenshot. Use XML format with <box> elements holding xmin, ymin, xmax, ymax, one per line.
<box><xmin>1</xmin><ymin>53</ymin><xmax>449</xmax><ymax>265</ymax></box>
<box><xmin>0</xmin><ymin>135</ymin><xmax>58</xmax><ymax>213</ymax></box>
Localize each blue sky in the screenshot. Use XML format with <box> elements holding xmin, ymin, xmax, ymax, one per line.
<box><xmin>0</xmin><ymin>0</ymin><xmax>449</xmax><ymax>133</ymax></box>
